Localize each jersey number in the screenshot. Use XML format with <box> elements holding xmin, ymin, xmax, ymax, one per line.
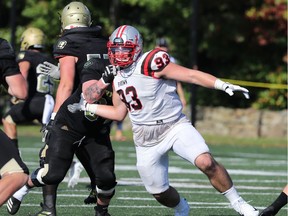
<box><xmin>37</xmin><ymin>74</ymin><xmax>55</xmax><ymax>95</ymax></box>
<box><xmin>154</xmin><ymin>53</ymin><xmax>170</xmax><ymax>69</ymax></box>
<box><xmin>117</xmin><ymin>87</ymin><xmax>142</xmax><ymax>111</ymax></box>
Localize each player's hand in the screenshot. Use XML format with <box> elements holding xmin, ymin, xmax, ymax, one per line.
<box><xmin>67</xmin><ymin>93</ymin><xmax>87</xmax><ymax>113</ymax></box>
<box><xmin>102</xmin><ymin>65</ymin><xmax>120</xmax><ymax>84</ymax></box>
<box><xmin>223</xmin><ymin>83</ymin><xmax>250</xmax><ymax>99</ymax></box>
<box><xmin>41</xmin><ymin>118</ymin><xmax>54</xmax><ymax>143</ymax></box>
<box><xmin>36</xmin><ymin>61</ymin><xmax>60</xmax><ymax>80</ymax></box>
<box><xmin>215</xmin><ymin>79</ymin><xmax>250</xmax><ymax>99</ymax></box>
<box><xmin>10</xmin><ymin>96</ymin><xmax>24</xmax><ymax>105</ymax></box>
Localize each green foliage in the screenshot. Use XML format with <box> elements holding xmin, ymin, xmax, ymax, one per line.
<box><xmin>252</xmin><ymin>68</ymin><xmax>287</xmax><ymax>110</ymax></box>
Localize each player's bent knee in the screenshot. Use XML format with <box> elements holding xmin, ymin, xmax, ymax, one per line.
<box><xmin>195</xmin><ymin>153</ymin><xmax>216</xmax><ymax>171</ymax></box>
<box><xmin>31</xmin><ymin>168</ymin><xmax>46</xmax><ymax>187</ymax></box>
<box><xmin>96</xmin><ymin>186</ymin><xmax>116</xmax><ymax>199</ymax></box>
<box><xmin>42</xmin><ymin>170</ymin><xmax>65</xmax><ymax>185</ymax></box>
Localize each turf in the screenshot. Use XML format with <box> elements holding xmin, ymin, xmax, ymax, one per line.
<box><xmin>0</xmin><ymin>125</ymin><xmax>287</xmax><ymax>216</ymax></box>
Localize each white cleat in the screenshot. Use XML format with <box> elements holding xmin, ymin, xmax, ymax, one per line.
<box><xmin>231</xmin><ymin>197</ymin><xmax>259</xmax><ymax>216</ymax></box>
<box><xmin>175</xmin><ymin>198</ymin><xmax>190</xmax><ymax>216</ymax></box>
<box><xmin>67</xmin><ymin>161</ymin><xmax>84</xmax><ymax>188</ymax></box>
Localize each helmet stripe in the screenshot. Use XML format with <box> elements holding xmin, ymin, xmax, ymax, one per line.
<box><xmin>116</xmin><ymin>25</ymin><xmax>128</xmax><ymax>38</ymax></box>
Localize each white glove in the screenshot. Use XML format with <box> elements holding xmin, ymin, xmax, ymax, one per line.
<box><xmin>67</xmin><ymin>161</ymin><xmax>84</xmax><ymax>188</ymax></box>
<box><xmin>67</xmin><ymin>93</ymin><xmax>87</xmax><ymax>113</ymax></box>
<box><xmin>214</xmin><ymin>79</ymin><xmax>250</xmax><ymax>99</ymax></box>
<box><xmin>36</xmin><ymin>61</ymin><xmax>60</xmax><ymax>80</ymax></box>
<box><xmin>101</xmin><ymin>65</ymin><xmax>120</xmax><ymax>84</ymax></box>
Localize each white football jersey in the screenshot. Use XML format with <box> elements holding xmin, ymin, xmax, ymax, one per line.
<box><xmin>113</xmin><ymin>48</ymin><xmax>183</xmax><ymax>125</ymax></box>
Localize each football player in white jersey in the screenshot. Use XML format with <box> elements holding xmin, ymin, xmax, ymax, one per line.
<box><xmin>68</xmin><ymin>25</ymin><xmax>259</xmax><ymax>216</ymax></box>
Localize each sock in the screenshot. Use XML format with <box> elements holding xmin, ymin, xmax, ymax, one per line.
<box><xmin>96</xmin><ymin>204</ymin><xmax>109</xmax><ymax>213</ymax></box>
<box><xmin>42</xmin><ymin>184</ymin><xmax>58</xmax><ymax>209</ymax></box>
<box><xmin>270</xmin><ymin>192</ymin><xmax>288</xmax><ymax>214</ymax></box>
<box><xmin>222</xmin><ymin>186</ymin><xmax>241</xmax><ymax>204</ymax></box>
<box><xmin>13</xmin><ymin>185</ymin><xmax>29</xmax><ymax>201</ymax></box>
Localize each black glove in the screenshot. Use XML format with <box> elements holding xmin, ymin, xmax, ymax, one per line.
<box><xmin>102</xmin><ymin>65</ymin><xmax>119</xmax><ymax>84</ymax></box>
<box><xmin>41</xmin><ymin>117</ymin><xmax>55</xmax><ymax>143</ymax></box>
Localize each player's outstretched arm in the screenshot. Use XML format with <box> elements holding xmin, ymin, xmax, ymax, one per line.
<box><xmin>158</xmin><ymin>62</ymin><xmax>249</xmax><ymax>99</ymax></box>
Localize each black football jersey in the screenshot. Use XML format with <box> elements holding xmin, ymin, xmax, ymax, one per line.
<box><xmin>16</xmin><ymin>50</ymin><xmax>56</xmax><ymax>97</ymax></box>
<box><xmin>56</xmin><ymin>58</ymin><xmax>112</xmax><ymax>136</ymax></box>
<box><xmin>53</xmin><ymin>26</ymin><xmax>108</xmax><ymax>92</ymax></box>
<box><xmin>0</xmin><ymin>38</ymin><xmax>21</xmax><ymax>88</ymax></box>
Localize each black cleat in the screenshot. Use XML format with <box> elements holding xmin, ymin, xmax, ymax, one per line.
<box><xmin>33</xmin><ymin>202</ymin><xmax>56</xmax><ymax>216</ymax></box>
<box><xmin>84</xmin><ymin>188</ymin><xmax>97</xmax><ymax>204</ymax></box>
<box><xmin>259</xmin><ymin>206</ymin><xmax>276</xmax><ymax>216</ymax></box>
<box><xmin>6</xmin><ymin>196</ymin><xmax>21</xmax><ymax>215</ymax></box>
<box><xmin>94</xmin><ymin>206</ymin><xmax>111</xmax><ymax>216</ymax></box>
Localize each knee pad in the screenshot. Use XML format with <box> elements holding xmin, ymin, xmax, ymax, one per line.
<box><xmin>31</xmin><ymin>168</ymin><xmax>46</xmax><ymax>187</ymax></box>
<box><xmin>96</xmin><ymin>186</ymin><xmax>116</xmax><ymax>200</ymax></box>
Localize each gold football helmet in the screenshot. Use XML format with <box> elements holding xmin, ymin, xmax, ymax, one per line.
<box><xmin>60</xmin><ymin>1</ymin><xmax>91</xmax><ymax>30</ymax></box>
<box><xmin>20</xmin><ymin>27</ymin><xmax>45</xmax><ymax>51</ymax></box>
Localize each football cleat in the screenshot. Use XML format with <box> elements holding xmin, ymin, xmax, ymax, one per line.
<box><xmin>6</xmin><ymin>197</ymin><xmax>21</xmax><ymax>215</ymax></box>
<box><xmin>84</xmin><ymin>188</ymin><xmax>97</xmax><ymax>204</ymax></box>
<box><xmin>231</xmin><ymin>197</ymin><xmax>259</xmax><ymax>216</ymax></box>
<box><xmin>33</xmin><ymin>202</ymin><xmax>56</xmax><ymax>216</ymax></box>
<box><xmin>94</xmin><ymin>206</ymin><xmax>111</xmax><ymax>216</ymax></box>
<box><xmin>259</xmin><ymin>205</ymin><xmax>276</xmax><ymax>216</ymax></box>
<box><xmin>174</xmin><ymin>198</ymin><xmax>190</xmax><ymax>216</ymax></box>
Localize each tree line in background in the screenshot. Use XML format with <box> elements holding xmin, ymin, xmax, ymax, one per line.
<box><xmin>0</xmin><ymin>0</ymin><xmax>286</xmax><ymax>110</ymax></box>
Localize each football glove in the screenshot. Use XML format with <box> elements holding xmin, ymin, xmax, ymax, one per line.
<box><xmin>214</xmin><ymin>79</ymin><xmax>250</xmax><ymax>99</ymax></box>
<box><xmin>36</xmin><ymin>61</ymin><xmax>60</xmax><ymax>80</ymax></box>
<box><xmin>41</xmin><ymin>113</ymin><xmax>56</xmax><ymax>143</ymax></box>
<box><xmin>67</xmin><ymin>93</ymin><xmax>87</xmax><ymax>113</ymax></box>
<box><xmin>101</xmin><ymin>65</ymin><xmax>119</xmax><ymax>84</ymax></box>
<box><xmin>10</xmin><ymin>96</ymin><xmax>24</xmax><ymax>105</ymax></box>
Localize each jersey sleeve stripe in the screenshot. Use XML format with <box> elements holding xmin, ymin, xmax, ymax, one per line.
<box><xmin>142</xmin><ymin>48</ymin><xmax>161</xmax><ymax>77</ymax></box>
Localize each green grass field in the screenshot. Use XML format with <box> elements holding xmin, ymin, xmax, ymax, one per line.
<box><xmin>0</xmin><ymin>125</ymin><xmax>287</xmax><ymax>216</ymax></box>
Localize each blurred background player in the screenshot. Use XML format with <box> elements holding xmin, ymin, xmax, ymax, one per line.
<box><xmin>111</xmin><ymin>121</ymin><xmax>126</xmax><ymax>141</ymax></box>
<box><xmin>2</xmin><ymin>27</ymin><xmax>57</xmax><ymax>149</ymax></box>
<box><xmin>0</xmin><ymin>38</ymin><xmax>28</xmax><ymax>206</ymax></box>
<box><xmin>260</xmin><ymin>184</ymin><xmax>288</xmax><ymax>216</ymax></box>
<box><xmin>155</xmin><ymin>37</ymin><xmax>187</xmax><ymax>108</ymax></box>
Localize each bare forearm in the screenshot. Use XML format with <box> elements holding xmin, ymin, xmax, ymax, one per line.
<box><xmin>83</xmin><ymin>79</ymin><xmax>108</xmax><ymax>103</ymax></box>
<box><xmin>53</xmin><ymin>86</ymin><xmax>73</xmax><ymax>112</ymax></box>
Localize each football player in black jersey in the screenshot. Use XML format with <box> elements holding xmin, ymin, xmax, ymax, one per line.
<box><xmin>2</xmin><ymin>27</ymin><xmax>57</xmax><ymax>149</ymax></box>
<box><xmin>7</xmin><ymin>2</ymin><xmax>115</xmax><ymax>216</ymax></box>
<box><xmin>0</xmin><ymin>38</ymin><xmax>28</xmax><ymax>206</ymax></box>
<box><xmin>7</xmin><ymin>58</ymin><xmax>116</xmax><ymax>216</ymax></box>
